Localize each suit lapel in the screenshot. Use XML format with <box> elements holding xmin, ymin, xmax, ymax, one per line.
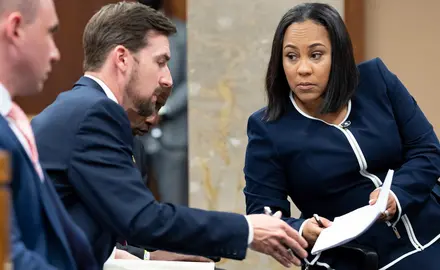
<box><xmin>0</xmin><ymin>116</ymin><xmax>39</xmax><ymax>179</ymax></box>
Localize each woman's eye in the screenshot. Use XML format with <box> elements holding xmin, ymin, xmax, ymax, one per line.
<box><xmin>287</xmin><ymin>53</ymin><xmax>297</xmax><ymax>60</ymax></box>
<box><xmin>311</xmin><ymin>52</ymin><xmax>323</xmax><ymax>60</ymax></box>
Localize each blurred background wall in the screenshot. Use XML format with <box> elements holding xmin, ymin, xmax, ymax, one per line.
<box><xmin>187</xmin><ymin>1</ymin><xmax>344</xmax><ymax>269</ymax></box>
<box><xmin>365</xmin><ymin>0</ymin><xmax>440</xmax><ymax>133</ymax></box>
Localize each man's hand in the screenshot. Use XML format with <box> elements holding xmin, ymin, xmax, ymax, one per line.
<box><xmin>150</xmin><ymin>250</ymin><xmax>212</xmax><ymax>262</ymax></box>
<box><xmin>369</xmin><ymin>188</ymin><xmax>397</xmax><ymax>221</ymax></box>
<box><xmin>115</xmin><ymin>249</ymin><xmax>142</xmax><ymax>260</ymax></box>
<box><xmin>302</xmin><ymin>217</ymin><xmax>332</xmax><ymax>246</ymax></box>
<box><xmin>247</xmin><ymin>214</ymin><xmax>308</xmax><ymax>268</ymax></box>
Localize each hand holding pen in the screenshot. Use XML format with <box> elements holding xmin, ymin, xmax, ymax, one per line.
<box><xmin>302</xmin><ymin>214</ymin><xmax>333</xmax><ymax>246</ymax></box>
<box><xmin>313</xmin><ymin>214</ymin><xmax>325</xmax><ymax>227</ymax></box>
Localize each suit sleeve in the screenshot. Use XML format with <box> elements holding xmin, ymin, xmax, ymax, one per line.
<box><xmin>244</xmin><ymin>113</ymin><xmax>306</xmax><ymax>231</ymax></box>
<box><xmin>377</xmin><ymin>58</ymin><xmax>440</xmax><ymax>218</ymax></box>
<box><xmin>10</xmin><ymin>206</ymin><xmax>57</xmax><ymax>270</ymax></box>
<box><xmin>68</xmin><ymin>99</ymin><xmax>249</xmax><ymax>260</ymax></box>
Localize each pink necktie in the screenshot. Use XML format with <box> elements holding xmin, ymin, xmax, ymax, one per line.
<box><xmin>7</xmin><ymin>102</ymin><xmax>44</xmax><ymax>180</ymax></box>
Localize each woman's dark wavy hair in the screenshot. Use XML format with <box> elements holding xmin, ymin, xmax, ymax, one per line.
<box><xmin>264</xmin><ymin>3</ymin><xmax>358</xmax><ymax>121</ymax></box>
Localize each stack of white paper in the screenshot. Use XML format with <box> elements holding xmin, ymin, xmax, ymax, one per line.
<box><xmin>104</xmin><ymin>260</ymin><xmax>215</xmax><ymax>270</ymax></box>
<box><xmin>311</xmin><ymin>169</ymin><xmax>394</xmax><ymax>255</ymax></box>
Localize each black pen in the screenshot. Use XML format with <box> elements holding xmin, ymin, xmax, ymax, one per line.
<box><xmin>313</xmin><ymin>214</ymin><xmax>325</xmax><ymax>227</ymax></box>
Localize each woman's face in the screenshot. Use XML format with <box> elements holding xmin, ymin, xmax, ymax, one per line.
<box><xmin>282</xmin><ymin>20</ymin><xmax>332</xmax><ymax>110</ymax></box>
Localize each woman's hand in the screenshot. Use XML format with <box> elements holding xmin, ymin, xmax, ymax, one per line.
<box><xmin>369</xmin><ymin>188</ymin><xmax>397</xmax><ymax>221</ymax></box>
<box><xmin>302</xmin><ymin>216</ymin><xmax>332</xmax><ymax>246</ymax></box>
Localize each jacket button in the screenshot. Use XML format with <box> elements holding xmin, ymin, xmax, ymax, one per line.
<box><xmin>341</xmin><ymin>120</ymin><xmax>351</xmax><ymax>128</ymax></box>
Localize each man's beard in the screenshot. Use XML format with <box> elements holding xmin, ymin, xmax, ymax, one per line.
<box><xmin>135</xmin><ymin>97</ymin><xmax>156</xmax><ymax>117</ymax></box>
<box><xmin>126</xmin><ymin>65</ymin><xmax>156</xmax><ymax>117</ymax></box>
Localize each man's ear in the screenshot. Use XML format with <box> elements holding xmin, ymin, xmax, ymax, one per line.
<box><xmin>113</xmin><ymin>45</ymin><xmax>130</xmax><ymax>73</ymax></box>
<box><xmin>4</xmin><ymin>12</ymin><xmax>25</xmax><ymax>45</ymax></box>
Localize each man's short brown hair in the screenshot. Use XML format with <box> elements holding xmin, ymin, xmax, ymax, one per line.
<box><xmin>83</xmin><ymin>2</ymin><xmax>176</xmax><ymax>72</ymax></box>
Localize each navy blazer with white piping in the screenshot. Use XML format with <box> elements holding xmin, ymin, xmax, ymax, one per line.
<box><xmin>244</xmin><ymin>58</ymin><xmax>440</xmax><ymax>269</ymax></box>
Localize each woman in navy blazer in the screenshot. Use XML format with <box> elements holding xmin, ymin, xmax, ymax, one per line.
<box><xmin>244</xmin><ymin>3</ymin><xmax>440</xmax><ymax>270</ymax></box>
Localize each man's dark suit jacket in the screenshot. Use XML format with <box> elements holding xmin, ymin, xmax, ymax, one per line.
<box><xmin>115</xmin><ymin>137</ymin><xmax>147</xmax><ymax>259</ymax></box>
<box><xmin>0</xmin><ymin>116</ymin><xmax>98</xmax><ymax>270</ymax></box>
<box><xmin>133</xmin><ymin>136</ymin><xmax>149</xmax><ymax>185</ymax></box>
<box><xmin>31</xmin><ymin>76</ymin><xmax>249</xmax><ymax>267</ymax></box>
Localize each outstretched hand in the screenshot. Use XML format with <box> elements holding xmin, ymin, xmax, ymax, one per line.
<box><xmin>247</xmin><ymin>214</ymin><xmax>308</xmax><ymax>268</ymax></box>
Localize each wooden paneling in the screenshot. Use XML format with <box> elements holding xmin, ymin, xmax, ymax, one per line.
<box><xmin>344</xmin><ymin>0</ymin><xmax>365</xmax><ymax>63</ymax></box>
<box><xmin>15</xmin><ymin>0</ymin><xmax>124</xmax><ymax>115</ymax></box>
<box><xmin>164</xmin><ymin>0</ymin><xmax>187</xmax><ymax>21</ymax></box>
<box><xmin>0</xmin><ymin>151</ymin><xmax>10</xmax><ymax>270</ymax></box>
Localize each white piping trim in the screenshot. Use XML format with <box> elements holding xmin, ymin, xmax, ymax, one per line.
<box><xmin>304</xmin><ymin>248</ymin><xmax>328</xmax><ymax>268</ymax></box>
<box><xmin>402</xmin><ymin>216</ymin><xmax>421</xmax><ymax>250</ymax></box>
<box><xmin>316</xmin><ymin>261</ymin><xmax>334</xmax><ymax>269</ymax></box>
<box><xmin>310</xmin><ymin>252</ymin><xmax>321</xmax><ymax>265</ymax></box>
<box><xmin>304</xmin><ymin>252</ymin><xmax>327</xmax><ymax>268</ymax></box>
<box><xmin>289</xmin><ymin>93</ymin><xmax>381</xmax><ymax>187</ymax></box>
<box><xmin>360</xmin><ymin>169</ymin><xmax>382</xmax><ymax>188</ymax></box>
<box><xmin>423</xmin><ymin>231</ymin><xmax>440</xmax><ymax>248</ymax></box>
<box><xmin>389</xmin><ymin>190</ymin><xmax>402</xmax><ymax>226</ymax></box>
<box><xmin>402</xmin><ymin>215</ymin><xmax>423</xmax><ymax>249</ymax></box>
<box><xmin>336</xmin><ymin>125</ymin><xmax>365</xmax><ymax>173</ymax></box>
<box><xmin>306</xmin><ymin>232</ymin><xmax>440</xmax><ymax>270</ymax></box>
<box><xmin>299</xmin><ymin>220</ymin><xmax>333</xmax><ymax>268</ymax></box>
<box><xmin>289</xmin><ymin>92</ymin><xmax>351</xmax><ymax>126</ymax></box>
<box><xmin>333</xmin><ymin>126</ymin><xmax>422</xmax><ymax>250</ymax></box>
<box><xmin>289</xmin><ymin>92</ymin><xmax>440</xmax><ymax>269</ymax></box>
<box><xmin>343</xmin><ymin>131</ymin><xmax>381</xmax><ymax>187</ymax></box>
<box><xmin>378</xmin><ymin>248</ymin><xmax>419</xmax><ymax>270</ymax></box>
<box><xmin>379</xmin><ymin>232</ymin><xmax>440</xmax><ymax>270</ymax></box>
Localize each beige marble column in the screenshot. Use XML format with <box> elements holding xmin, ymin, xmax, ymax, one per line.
<box><xmin>187</xmin><ymin>1</ymin><xmax>343</xmax><ymax>269</ymax></box>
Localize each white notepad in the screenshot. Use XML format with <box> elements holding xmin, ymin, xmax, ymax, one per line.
<box><xmin>311</xmin><ymin>169</ymin><xmax>394</xmax><ymax>255</ymax></box>
<box><xmin>104</xmin><ymin>260</ymin><xmax>215</xmax><ymax>270</ymax></box>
